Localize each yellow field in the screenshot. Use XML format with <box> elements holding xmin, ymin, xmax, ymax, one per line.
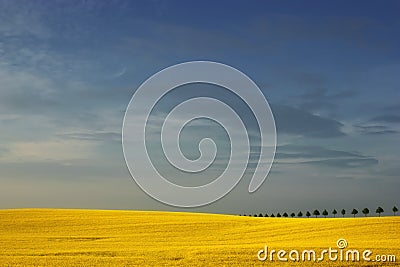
<box><xmin>0</xmin><ymin>209</ymin><xmax>399</xmax><ymax>266</ymax></box>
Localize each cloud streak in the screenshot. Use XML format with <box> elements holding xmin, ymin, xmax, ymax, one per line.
<box><xmin>275</xmin><ymin>144</ymin><xmax>378</xmax><ymax>168</ymax></box>
<box><xmin>272</xmin><ymin>104</ymin><xmax>345</xmax><ymax>138</ymax></box>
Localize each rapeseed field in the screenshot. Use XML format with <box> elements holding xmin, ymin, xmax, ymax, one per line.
<box><xmin>0</xmin><ymin>209</ymin><xmax>398</xmax><ymax>266</ymax></box>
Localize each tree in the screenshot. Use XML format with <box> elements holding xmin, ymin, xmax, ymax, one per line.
<box><xmin>341</xmin><ymin>209</ymin><xmax>346</xmax><ymax>218</ymax></box>
<box><xmin>351</xmin><ymin>208</ymin><xmax>358</xmax><ymax>218</ymax></box>
<box><xmin>277</xmin><ymin>213</ymin><xmax>281</xmax><ymax>217</ymax></box>
<box><xmin>332</xmin><ymin>209</ymin><xmax>337</xmax><ymax>218</ymax></box>
<box><xmin>270</xmin><ymin>213</ymin><xmax>275</xmax><ymax>217</ymax></box>
<box><xmin>259</xmin><ymin>213</ymin><xmax>263</xmax><ymax>217</ymax></box>
<box><xmin>313</xmin><ymin>209</ymin><xmax>320</xmax><ymax>218</ymax></box>
<box><xmin>306</xmin><ymin>211</ymin><xmax>311</xmax><ymax>218</ymax></box>
<box><xmin>376</xmin><ymin>207</ymin><xmax>384</xmax><ymax>217</ymax></box>
<box><xmin>283</xmin><ymin>212</ymin><xmax>288</xmax><ymax>218</ymax></box>
<box><xmin>254</xmin><ymin>214</ymin><xmax>257</xmax><ymax>217</ymax></box>
<box><xmin>264</xmin><ymin>213</ymin><xmax>269</xmax><ymax>217</ymax></box>
<box><xmin>362</xmin><ymin>208</ymin><xmax>369</xmax><ymax>217</ymax></box>
<box><xmin>298</xmin><ymin>211</ymin><xmax>303</xmax><ymax>217</ymax></box>
<box><xmin>322</xmin><ymin>209</ymin><xmax>328</xmax><ymax>218</ymax></box>
<box><xmin>290</xmin><ymin>212</ymin><xmax>295</xmax><ymax>218</ymax></box>
<box><xmin>393</xmin><ymin>206</ymin><xmax>398</xmax><ymax>216</ymax></box>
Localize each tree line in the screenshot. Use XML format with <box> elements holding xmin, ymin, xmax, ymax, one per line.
<box><xmin>240</xmin><ymin>206</ymin><xmax>398</xmax><ymax>218</ymax></box>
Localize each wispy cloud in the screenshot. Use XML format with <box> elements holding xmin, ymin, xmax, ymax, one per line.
<box><xmin>370</xmin><ymin>115</ymin><xmax>400</xmax><ymax>123</ymax></box>
<box><xmin>1</xmin><ymin>139</ymin><xmax>97</xmax><ymax>163</ymax></box>
<box><xmin>0</xmin><ymin>0</ymin><xmax>50</xmax><ymax>38</ymax></box>
<box><xmin>58</xmin><ymin>131</ymin><xmax>121</xmax><ymax>143</ymax></box>
<box><xmin>355</xmin><ymin>124</ymin><xmax>398</xmax><ymax>135</ymax></box>
<box><xmin>274</xmin><ymin>144</ymin><xmax>377</xmax><ymax>168</ymax></box>
<box><xmin>272</xmin><ymin>104</ymin><xmax>345</xmax><ymax>138</ymax></box>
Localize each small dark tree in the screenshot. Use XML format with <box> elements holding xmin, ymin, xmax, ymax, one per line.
<box><xmin>259</xmin><ymin>213</ymin><xmax>263</xmax><ymax>217</ymax></box>
<box><xmin>322</xmin><ymin>209</ymin><xmax>328</xmax><ymax>218</ymax></box>
<box><xmin>351</xmin><ymin>208</ymin><xmax>358</xmax><ymax>218</ymax></box>
<box><xmin>290</xmin><ymin>212</ymin><xmax>295</xmax><ymax>218</ymax></box>
<box><xmin>362</xmin><ymin>208</ymin><xmax>369</xmax><ymax>217</ymax></box>
<box><xmin>254</xmin><ymin>214</ymin><xmax>257</xmax><ymax>217</ymax></box>
<box><xmin>341</xmin><ymin>209</ymin><xmax>346</xmax><ymax>218</ymax></box>
<box><xmin>270</xmin><ymin>213</ymin><xmax>275</xmax><ymax>217</ymax></box>
<box><xmin>306</xmin><ymin>211</ymin><xmax>311</xmax><ymax>218</ymax></box>
<box><xmin>313</xmin><ymin>209</ymin><xmax>320</xmax><ymax>218</ymax></box>
<box><xmin>283</xmin><ymin>212</ymin><xmax>288</xmax><ymax>218</ymax></box>
<box><xmin>332</xmin><ymin>209</ymin><xmax>337</xmax><ymax>218</ymax></box>
<box><xmin>277</xmin><ymin>213</ymin><xmax>281</xmax><ymax>217</ymax></box>
<box><xmin>264</xmin><ymin>213</ymin><xmax>269</xmax><ymax>217</ymax></box>
<box><xmin>393</xmin><ymin>206</ymin><xmax>398</xmax><ymax>216</ymax></box>
<box><xmin>298</xmin><ymin>211</ymin><xmax>303</xmax><ymax>217</ymax></box>
<box><xmin>376</xmin><ymin>207</ymin><xmax>384</xmax><ymax>217</ymax></box>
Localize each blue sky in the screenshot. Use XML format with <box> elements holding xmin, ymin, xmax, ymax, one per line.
<box><xmin>0</xmin><ymin>0</ymin><xmax>399</xmax><ymax>214</ymax></box>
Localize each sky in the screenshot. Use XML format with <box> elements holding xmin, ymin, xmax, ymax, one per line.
<box><xmin>0</xmin><ymin>0</ymin><xmax>399</xmax><ymax>215</ymax></box>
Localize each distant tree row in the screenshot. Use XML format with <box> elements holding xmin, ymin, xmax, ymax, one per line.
<box><xmin>240</xmin><ymin>206</ymin><xmax>398</xmax><ymax>218</ymax></box>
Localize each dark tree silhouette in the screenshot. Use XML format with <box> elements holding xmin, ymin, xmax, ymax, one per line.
<box><xmin>393</xmin><ymin>206</ymin><xmax>398</xmax><ymax>216</ymax></box>
<box><xmin>313</xmin><ymin>209</ymin><xmax>320</xmax><ymax>218</ymax></box>
<box><xmin>376</xmin><ymin>207</ymin><xmax>384</xmax><ymax>217</ymax></box>
<box><xmin>362</xmin><ymin>208</ymin><xmax>369</xmax><ymax>217</ymax></box>
<box><xmin>243</xmin><ymin>205</ymin><xmax>397</xmax><ymax>219</ymax></box>
<box><xmin>322</xmin><ymin>209</ymin><xmax>328</xmax><ymax>218</ymax></box>
<box><xmin>341</xmin><ymin>209</ymin><xmax>346</xmax><ymax>218</ymax></box>
<box><xmin>332</xmin><ymin>209</ymin><xmax>337</xmax><ymax>218</ymax></box>
<box><xmin>351</xmin><ymin>208</ymin><xmax>358</xmax><ymax>218</ymax></box>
